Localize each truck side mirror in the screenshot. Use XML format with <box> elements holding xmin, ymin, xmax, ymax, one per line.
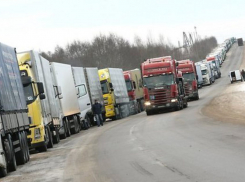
<box><xmin>37</xmin><ymin>82</ymin><xmax>45</xmax><ymax>94</ymax></box>
<box><xmin>39</xmin><ymin>93</ymin><xmax>46</xmax><ymax>100</ymax></box>
<box><xmin>57</xmin><ymin>86</ymin><xmax>62</xmax><ymax>95</ymax></box>
<box><xmin>133</xmin><ymin>81</ymin><xmax>136</xmax><ymax>89</ymax></box>
<box><xmin>58</xmin><ymin>94</ymin><xmax>63</xmax><ymax>99</ymax></box>
<box><xmin>21</xmin><ymin>76</ymin><xmax>32</xmax><ymax>87</ymax></box>
<box><xmin>109</xmin><ymin>83</ymin><xmax>113</xmax><ymax>88</ymax></box>
<box><xmin>176</xmin><ymin>78</ymin><xmax>179</xmax><ymax>84</ymax></box>
<box><xmin>111</xmin><ymin>88</ymin><xmax>114</xmax><ymax>92</ymax></box>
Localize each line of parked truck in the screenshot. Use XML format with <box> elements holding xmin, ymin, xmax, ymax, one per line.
<box><xmin>0</xmin><ymin>43</ymin><xmax>146</xmax><ymax>177</ymax></box>
<box><xmin>0</xmin><ymin>37</ymin><xmax>237</xmax><ymax>178</ymax></box>
<box><xmin>142</xmin><ymin>37</ymin><xmax>236</xmax><ymax>115</ymax></box>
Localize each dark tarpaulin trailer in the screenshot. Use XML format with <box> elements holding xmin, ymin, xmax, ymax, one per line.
<box><xmin>0</xmin><ymin>43</ymin><xmax>29</xmax><ymax>133</ymax></box>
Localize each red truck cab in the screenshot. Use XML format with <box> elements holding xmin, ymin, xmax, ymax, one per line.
<box><xmin>177</xmin><ymin>59</ymin><xmax>199</xmax><ymax>100</ymax></box>
<box><xmin>141</xmin><ymin>56</ymin><xmax>187</xmax><ymax>115</ymax></box>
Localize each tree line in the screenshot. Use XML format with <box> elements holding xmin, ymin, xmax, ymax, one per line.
<box><xmin>41</xmin><ymin>33</ymin><xmax>218</xmax><ymax>70</ymax></box>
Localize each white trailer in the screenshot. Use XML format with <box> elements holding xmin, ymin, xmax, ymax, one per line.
<box><xmin>26</xmin><ymin>51</ymin><xmax>61</xmax><ymax>144</ymax></box>
<box><xmin>195</xmin><ymin>63</ymin><xmax>203</xmax><ymax>88</ymax></box>
<box><xmin>50</xmin><ymin>63</ymin><xmax>81</xmax><ymax>138</ymax></box>
<box><xmin>72</xmin><ymin>67</ymin><xmax>92</xmax><ymax>129</ymax></box>
<box><xmin>84</xmin><ymin>67</ymin><xmax>106</xmax><ymax>124</ymax></box>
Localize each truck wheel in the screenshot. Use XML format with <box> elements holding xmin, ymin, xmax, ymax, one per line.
<box><xmin>183</xmin><ymin>100</ymin><xmax>188</xmax><ymax>108</ymax></box>
<box><xmin>53</xmin><ymin>127</ymin><xmax>60</xmax><ymax>144</ymax></box>
<box><xmin>175</xmin><ymin>101</ymin><xmax>181</xmax><ymax>111</ymax></box>
<box><xmin>47</xmin><ymin>126</ymin><xmax>54</xmax><ymax>148</ymax></box>
<box><xmin>66</xmin><ymin>119</ymin><xmax>71</xmax><ymax>137</ymax></box>
<box><xmin>15</xmin><ymin>132</ymin><xmax>26</xmax><ymax>165</ymax></box>
<box><xmin>5</xmin><ymin>135</ymin><xmax>17</xmax><ymax>172</ymax></box>
<box><xmin>22</xmin><ymin>131</ymin><xmax>30</xmax><ymax>162</ymax></box>
<box><xmin>195</xmin><ymin>94</ymin><xmax>200</xmax><ymax>100</ymax></box>
<box><xmin>75</xmin><ymin>115</ymin><xmax>81</xmax><ymax>133</ymax></box>
<box><xmin>0</xmin><ymin>165</ymin><xmax>7</xmax><ymax>177</ymax></box>
<box><xmin>37</xmin><ymin>143</ymin><xmax>47</xmax><ymax>152</ymax></box>
<box><xmin>146</xmin><ymin>110</ymin><xmax>152</xmax><ymax>116</ymax></box>
<box><xmin>134</xmin><ymin>103</ymin><xmax>139</xmax><ymax>114</ymax></box>
<box><xmin>0</xmin><ymin>148</ymin><xmax>7</xmax><ymax>177</ymax></box>
<box><xmin>71</xmin><ymin>115</ymin><xmax>80</xmax><ymax>134</ymax></box>
<box><xmin>60</xmin><ymin>119</ymin><xmax>67</xmax><ymax>139</ymax></box>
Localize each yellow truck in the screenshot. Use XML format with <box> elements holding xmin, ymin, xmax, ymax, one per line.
<box><xmin>98</xmin><ymin>68</ymin><xmax>129</xmax><ymax>120</ymax></box>
<box><xmin>18</xmin><ymin>51</ymin><xmax>60</xmax><ymax>152</ymax></box>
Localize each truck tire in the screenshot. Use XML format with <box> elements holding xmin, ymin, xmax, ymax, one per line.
<box><xmin>47</xmin><ymin>126</ymin><xmax>54</xmax><ymax>148</ymax></box>
<box><xmin>66</xmin><ymin>119</ymin><xmax>71</xmax><ymax>137</ymax></box>
<box><xmin>175</xmin><ymin>100</ymin><xmax>181</xmax><ymax>111</ymax></box>
<box><xmin>53</xmin><ymin>127</ymin><xmax>60</xmax><ymax>144</ymax></box>
<box><xmin>146</xmin><ymin>110</ymin><xmax>153</xmax><ymax>116</ymax></box>
<box><xmin>75</xmin><ymin>115</ymin><xmax>81</xmax><ymax>133</ymax></box>
<box><xmin>22</xmin><ymin>131</ymin><xmax>30</xmax><ymax>162</ymax></box>
<box><xmin>5</xmin><ymin>135</ymin><xmax>17</xmax><ymax>172</ymax></box>
<box><xmin>0</xmin><ymin>148</ymin><xmax>7</xmax><ymax>177</ymax></box>
<box><xmin>183</xmin><ymin>100</ymin><xmax>188</xmax><ymax>108</ymax></box>
<box><xmin>71</xmin><ymin>115</ymin><xmax>80</xmax><ymax>134</ymax></box>
<box><xmin>37</xmin><ymin>143</ymin><xmax>47</xmax><ymax>152</ymax></box>
<box><xmin>195</xmin><ymin>94</ymin><xmax>200</xmax><ymax>100</ymax></box>
<box><xmin>0</xmin><ymin>165</ymin><xmax>7</xmax><ymax>177</ymax></box>
<box><xmin>60</xmin><ymin>119</ymin><xmax>67</xmax><ymax>139</ymax></box>
<box><xmin>15</xmin><ymin>132</ymin><xmax>26</xmax><ymax>165</ymax></box>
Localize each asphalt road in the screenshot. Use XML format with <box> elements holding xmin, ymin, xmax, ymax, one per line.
<box><xmin>3</xmin><ymin>43</ymin><xmax>245</xmax><ymax>182</ymax></box>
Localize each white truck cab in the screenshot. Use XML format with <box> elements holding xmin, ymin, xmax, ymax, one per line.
<box><xmin>200</xmin><ymin>63</ymin><xmax>211</xmax><ymax>86</ymax></box>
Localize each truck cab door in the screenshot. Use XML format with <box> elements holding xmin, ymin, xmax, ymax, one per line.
<box><xmin>77</xmin><ymin>84</ymin><xmax>91</xmax><ymax>118</ymax></box>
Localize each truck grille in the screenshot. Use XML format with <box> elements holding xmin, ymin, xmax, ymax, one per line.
<box><xmin>148</xmin><ymin>89</ymin><xmax>171</xmax><ymax>105</ymax></box>
<box><xmin>184</xmin><ymin>83</ymin><xmax>191</xmax><ymax>96</ymax></box>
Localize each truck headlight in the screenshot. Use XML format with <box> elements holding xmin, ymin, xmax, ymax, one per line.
<box><xmin>144</xmin><ymin>101</ymin><xmax>151</xmax><ymax>106</ymax></box>
<box><xmin>34</xmin><ymin>128</ymin><xmax>41</xmax><ymax>140</ymax></box>
<box><xmin>171</xmin><ymin>99</ymin><xmax>178</xmax><ymax>102</ymax></box>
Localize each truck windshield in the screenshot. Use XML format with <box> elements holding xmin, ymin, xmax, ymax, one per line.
<box><xmin>23</xmin><ymin>84</ymin><xmax>35</xmax><ymax>105</ymax></box>
<box><xmin>212</xmin><ymin>61</ymin><xmax>217</xmax><ymax>69</ymax></box>
<box><xmin>125</xmin><ymin>80</ymin><xmax>132</xmax><ymax>91</ymax></box>
<box><xmin>100</xmin><ymin>80</ymin><xmax>109</xmax><ymax>94</ymax></box>
<box><xmin>202</xmin><ymin>70</ymin><xmax>207</xmax><ymax>75</ymax></box>
<box><xmin>183</xmin><ymin>73</ymin><xmax>195</xmax><ymax>81</ymax></box>
<box><xmin>144</xmin><ymin>74</ymin><xmax>174</xmax><ymax>88</ymax></box>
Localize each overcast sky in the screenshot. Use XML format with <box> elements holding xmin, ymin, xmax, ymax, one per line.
<box><xmin>0</xmin><ymin>0</ymin><xmax>244</xmax><ymax>52</ymax></box>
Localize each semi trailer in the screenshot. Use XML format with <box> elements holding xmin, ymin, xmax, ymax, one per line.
<box><xmin>98</xmin><ymin>68</ymin><xmax>129</xmax><ymax>120</ymax></box>
<box><xmin>123</xmin><ymin>69</ymin><xmax>144</xmax><ymax>114</ymax></box>
<box><xmin>0</xmin><ymin>43</ymin><xmax>30</xmax><ymax>177</ymax></box>
<box><xmin>50</xmin><ymin>63</ymin><xmax>81</xmax><ymax>138</ymax></box>
<box><xmin>195</xmin><ymin>63</ymin><xmax>203</xmax><ymax>88</ymax></box>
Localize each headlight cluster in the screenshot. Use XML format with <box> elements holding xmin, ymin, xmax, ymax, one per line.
<box><xmin>144</xmin><ymin>101</ymin><xmax>151</xmax><ymax>106</ymax></box>
<box><xmin>171</xmin><ymin>99</ymin><xmax>178</xmax><ymax>102</ymax></box>
<box><xmin>34</xmin><ymin>128</ymin><xmax>41</xmax><ymax>140</ymax></box>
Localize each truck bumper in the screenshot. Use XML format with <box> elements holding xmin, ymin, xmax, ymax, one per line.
<box><xmin>105</xmin><ymin>104</ymin><xmax>116</xmax><ymax>118</ymax></box>
<box><xmin>28</xmin><ymin>125</ymin><xmax>45</xmax><ymax>148</ymax></box>
<box><xmin>145</xmin><ymin>102</ymin><xmax>178</xmax><ymax>111</ymax></box>
<box><xmin>30</xmin><ymin>141</ymin><xmax>46</xmax><ymax>149</ymax></box>
<box><xmin>187</xmin><ymin>91</ymin><xmax>198</xmax><ymax>99</ymax></box>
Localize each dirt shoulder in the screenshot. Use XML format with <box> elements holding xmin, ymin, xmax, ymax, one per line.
<box><xmin>202</xmin><ymin>44</ymin><xmax>245</xmax><ymax>125</ymax></box>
